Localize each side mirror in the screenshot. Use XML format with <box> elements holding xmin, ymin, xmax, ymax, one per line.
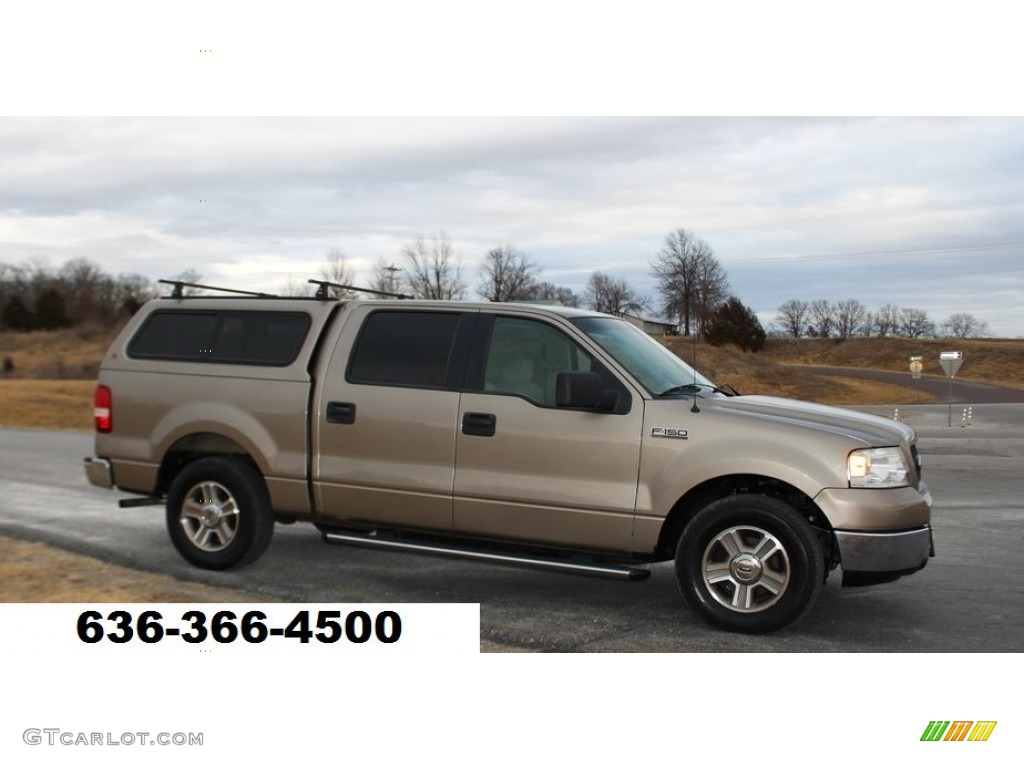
<box><xmin>556</xmin><ymin>371</ymin><xmax>617</xmax><ymax>411</ymax></box>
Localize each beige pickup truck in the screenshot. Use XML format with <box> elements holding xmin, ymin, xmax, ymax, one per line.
<box><xmin>84</xmin><ymin>283</ymin><xmax>933</xmax><ymax>633</ymax></box>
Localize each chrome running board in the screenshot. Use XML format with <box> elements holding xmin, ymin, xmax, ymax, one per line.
<box><xmin>322</xmin><ymin>529</ymin><xmax>650</xmax><ymax>581</ymax></box>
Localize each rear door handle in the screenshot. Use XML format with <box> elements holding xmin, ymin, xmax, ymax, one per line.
<box><xmin>462</xmin><ymin>412</ymin><xmax>496</xmax><ymax>437</ymax></box>
<box><xmin>326</xmin><ymin>401</ymin><xmax>356</xmax><ymax>425</ymax></box>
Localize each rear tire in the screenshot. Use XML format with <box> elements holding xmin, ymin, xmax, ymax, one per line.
<box><xmin>166</xmin><ymin>457</ymin><xmax>274</xmax><ymax>570</ymax></box>
<box><xmin>676</xmin><ymin>494</ymin><xmax>824</xmax><ymax>633</ymax></box>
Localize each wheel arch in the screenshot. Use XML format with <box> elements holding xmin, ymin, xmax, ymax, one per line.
<box><xmin>655</xmin><ymin>473</ymin><xmax>834</xmax><ymax>560</ymax></box>
<box><xmin>156</xmin><ymin>433</ymin><xmax>260</xmax><ymax>496</ymax></box>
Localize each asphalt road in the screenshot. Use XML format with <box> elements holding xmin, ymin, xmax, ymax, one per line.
<box><xmin>796</xmin><ymin>365</ymin><xmax>1024</xmax><ymax>403</ymax></box>
<box><xmin>2</xmin><ymin>408</ymin><xmax>1023</xmax><ymax>652</ymax></box>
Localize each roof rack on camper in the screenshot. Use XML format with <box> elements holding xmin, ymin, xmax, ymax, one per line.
<box><xmin>307</xmin><ymin>279</ymin><xmax>413</xmax><ymax>300</ymax></box>
<box><xmin>156</xmin><ymin>278</ymin><xmax>414</xmax><ymax>301</ymax></box>
<box><xmin>157</xmin><ymin>279</ymin><xmax>277</xmax><ymax>299</ymax></box>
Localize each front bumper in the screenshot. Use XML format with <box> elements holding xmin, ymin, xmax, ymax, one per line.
<box><xmin>83</xmin><ymin>457</ymin><xmax>113</xmax><ymax>489</ymax></box>
<box><xmin>814</xmin><ymin>482</ymin><xmax>934</xmax><ymax>585</ymax></box>
<box><xmin>836</xmin><ymin>526</ymin><xmax>934</xmax><ymax>586</ymax></box>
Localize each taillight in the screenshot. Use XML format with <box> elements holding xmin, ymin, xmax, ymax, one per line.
<box><xmin>94</xmin><ymin>385</ymin><xmax>112</xmax><ymax>433</ymax></box>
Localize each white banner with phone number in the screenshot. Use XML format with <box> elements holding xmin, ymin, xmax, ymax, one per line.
<box><xmin>0</xmin><ymin>604</ymin><xmax>1015</xmax><ymax>767</ymax></box>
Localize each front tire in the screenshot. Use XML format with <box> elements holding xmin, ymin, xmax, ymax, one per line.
<box><xmin>166</xmin><ymin>457</ymin><xmax>274</xmax><ymax>570</ymax></box>
<box><xmin>676</xmin><ymin>494</ymin><xmax>824</xmax><ymax>633</ymax></box>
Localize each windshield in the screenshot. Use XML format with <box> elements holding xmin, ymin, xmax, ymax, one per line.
<box><xmin>571</xmin><ymin>316</ymin><xmax>716</xmax><ymax>396</ymax></box>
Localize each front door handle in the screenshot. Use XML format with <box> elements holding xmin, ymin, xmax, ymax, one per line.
<box><xmin>462</xmin><ymin>412</ymin><xmax>496</xmax><ymax>437</ymax></box>
<box><xmin>326</xmin><ymin>401</ymin><xmax>356</xmax><ymax>425</ymax></box>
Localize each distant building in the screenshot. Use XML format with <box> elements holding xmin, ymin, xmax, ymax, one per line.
<box><xmin>620</xmin><ymin>313</ymin><xmax>680</xmax><ymax>336</ymax></box>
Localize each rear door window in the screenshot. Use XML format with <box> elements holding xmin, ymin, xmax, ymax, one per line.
<box><xmin>347</xmin><ymin>311</ymin><xmax>463</xmax><ymax>388</ymax></box>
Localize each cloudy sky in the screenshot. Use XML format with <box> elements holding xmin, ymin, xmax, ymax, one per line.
<box><xmin>2</xmin><ymin>116</ymin><xmax>1021</xmax><ymax>334</ymax></box>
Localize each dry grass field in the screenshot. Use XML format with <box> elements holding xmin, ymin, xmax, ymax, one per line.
<box><xmin>0</xmin><ymin>326</ymin><xmax>115</xmax><ymax>430</ymax></box>
<box><xmin>765</xmin><ymin>336</ymin><xmax>1024</xmax><ymax>388</ymax></box>
<box><xmin>661</xmin><ymin>336</ymin><xmax>961</xmax><ymax>405</ymax></box>
<box><xmin>0</xmin><ymin>379</ymin><xmax>95</xmax><ymax>430</ymax></box>
<box><xmin>0</xmin><ymin>325</ymin><xmax>112</xmax><ymax>380</ymax></box>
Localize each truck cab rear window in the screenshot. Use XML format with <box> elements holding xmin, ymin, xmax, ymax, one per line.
<box><xmin>128</xmin><ymin>311</ymin><xmax>310</xmax><ymax>366</ymax></box>
<box><xmin>348</xmin><ymin>311</ymin><xmax>461</xmax><ymax>387</ymax></box>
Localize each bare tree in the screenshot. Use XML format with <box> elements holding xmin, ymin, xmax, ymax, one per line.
<box><xmin>58</xmin><ymin>257</ymin><xmax>107</xmax><ymax>323</ymax></box>
<box><xmin>167</xmin><ymin>269</ymin><xmax>205</xmax><ymax>296</ymax></box>
<box><xmin>23</xmin><ymin>255</ymin><xmax>52</xmax><ymax>306</ymax></box>
<box><xmin>939</xmin><ymin>312</ymin><xmax>989</xmax><ymax>339</ymax></box>
<box><xmin>834</xmin><ymin>299</ymin><xmax>867</xmax><ymax>339</ymax></box>
<box><xmin>112</xmin><ymin>273</ymin><xmax>156</xmax><ymax>316</ymax></box>
<box><xmin>320</xmin><ymin>249</ymin><xmax>357</xmax><ymax>298</ymax></box>
<box><xmin>651</xmin><ymin>228</ymin><xmax>729</xmax><ymax>335</ymax></box>
<box><xmin>693</xmin><ymin>246</ymin><xmax>730</xmax><ymax>331</ymax></box>
<box><xmin>869</xmin><ymin>303</ymin><xmax>901</xmax><ymax>336</ymax></box>
<box><xmin>401</xmin><ymin>234</ymin><xmax>467</xmax><ymax>300</ymax></box>
<box><xmin>898</xmin><ymin>307</ymin><xmax>935</xmax><ymax>338</ymax></box>
<box><xmin>774</xmin><ymin>299</ymin><xmax>810</xmax><ymax>338</ymax></box>
<box><xmin>861</xmin><ymin>310</ymin><xmax>876</xmax><ymax>336</ymax></box>
<box><xmin>808</xmin><ymin>299</ymin><xmax>836</xmax><ymax>337</ymax></box>
<box><xmin>98</xmin><ymin>275</ymin><xmax>121</xmax><ymax>323</ymax></box>
<box><xmin>584</xmin><ymin>271</ymin><xmax>648</xmax><ymax>316</ymax></box>
<box><xmin>477</xmin><ymin>246</ymin><xmax>538</xmax><ymax>302</ymax></box>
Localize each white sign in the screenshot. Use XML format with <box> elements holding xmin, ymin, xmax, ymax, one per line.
<box><xmin>939</xmin><ymin>352</ymin><xmax>963</xmax><ymax>378</ymax></box>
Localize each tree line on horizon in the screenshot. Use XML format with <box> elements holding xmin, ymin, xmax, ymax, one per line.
<box><xmin>773</xmin><ymin>298</ymin><xmax>990</xmax><ymax>340</ymax></box>
<box><xmin>0</xmin><ymin>258</ymin><xmax>158</xmax><ymax>331</ymax></box>
<box><xmin>0</xmin><ymin>231</ymin><xmax>766</xmax><ymax>352</ymax></box>
<box><xmin>7</xmin><ymin>232</ymin><xmax>986</xmax><ymax>346</ymax></box>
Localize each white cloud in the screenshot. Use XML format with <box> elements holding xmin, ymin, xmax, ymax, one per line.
<box><xmin>1</xmin><ymin>116</ymin><xmax>1022</xmax><ymax>334</ymax></box>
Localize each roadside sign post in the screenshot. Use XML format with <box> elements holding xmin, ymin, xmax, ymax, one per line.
<box><xmin>939</xmin><ymin>351</ymin><xmax>964</xmax><ymax>427</ymax></box>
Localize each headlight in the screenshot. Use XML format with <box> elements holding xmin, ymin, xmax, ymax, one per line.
<box><xmin>848</xmin><ymin>447</ymin><xmax>910</xmax><ymax>488</ymax></box>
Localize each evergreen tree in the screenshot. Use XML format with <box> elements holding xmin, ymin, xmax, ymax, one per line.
<box><xmin>1</xmin><ymin>295</ymin><xmax>35</xmax><ymax>330</ymax></box>
<box><xmin>704</xmin><ymin>296</ymin><xmax>766</xmax><ymax>352</ymax></box>
<box><xmin>35</xmin><ymin>288</ymin><xmax>71</xmax><ymax>329</ymax></box>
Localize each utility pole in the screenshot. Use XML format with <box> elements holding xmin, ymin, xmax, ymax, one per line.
<box><xmin>383</xmin><ymin>264</ymin><xmax>402</xmax><ymax>295</ymax></box>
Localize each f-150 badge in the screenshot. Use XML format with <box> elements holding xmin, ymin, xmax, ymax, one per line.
<box><xmin>651</xmin><ymin>427</ymin><xmax>688</xmax><ymax>439</ymax></box>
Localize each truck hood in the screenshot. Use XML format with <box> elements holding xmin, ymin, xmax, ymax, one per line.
<box><xmin>704</xmin><ymin>395</ymin><xmax>915</xmax><ymax>447</ymax></box>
